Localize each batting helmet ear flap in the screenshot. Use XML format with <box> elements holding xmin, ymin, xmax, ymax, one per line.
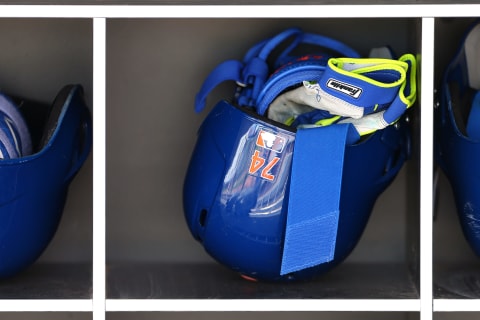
<box><xmin>38</xmin><ymin>84</ymin><xmax>76</xmax><ymax>150</ymax></box>
<box><xmin>0</xmin><ymin>93</ymin><xmax>32</xmax><ymax>159</ymax></box>
<box><xmin>0</xmin><ymin>84</ymin><xmax>92</xmax><ymax>278</ymax></box>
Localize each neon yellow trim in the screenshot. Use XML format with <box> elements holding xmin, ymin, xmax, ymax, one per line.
<box><xmin>284</xmin><ymin>117</ymin><xmax>295</xmax><ymax>126</ymax></box>
<box><xmin>281</xmin><ymin>54</ymin><xmax>417</xmax><ymax>137</ymax></box>
<box><xmin>328</xmin><ymin>58</ymin><xmax>407</xmax><ymax>88</ymax></box>
<box><xmin>333</xmin><ymin>57</ymin><xmax>408</xmax><ymax>72</ymax></box>
<box><xmin>398</xmin><ymin>53</ymin><xmax>417</xmax><ymax>108</ymax></box>
<box><xmin>359</xmin><ymin>128</ymin><xmax>377</xmax><ymax>136</ymax></box>
<box><xmin>314</xmin><ymin>115</ymin><xmax>341</xmax><ymax>126</ymax></box>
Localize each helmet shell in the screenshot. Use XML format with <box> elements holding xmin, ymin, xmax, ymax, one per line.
<box><xmin>0</xmin><ymin>85</ymin><xmax>92</xmax><ymax>278</ymax></box>
<box><xmin>437</xmin><ymin>82</ymin><xmax>480</xmax><ymax>256</ymax></box>
<box><xmin>184</xmin><ymin>100</ymin><xmax>409</xmax><ymax>281</ymax></box>
<box><xmin>435</xmin><ymin>20</ymin><xmax>480</xmax><ymax>257</ymax></box>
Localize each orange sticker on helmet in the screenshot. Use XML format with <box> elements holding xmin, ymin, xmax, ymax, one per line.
<box><xmin>249</xmin><ymin>129</ymin><xmax>284</xmax><ymax>181</ymax></box>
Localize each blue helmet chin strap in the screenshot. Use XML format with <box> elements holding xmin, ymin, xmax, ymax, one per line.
<box><xmin>195</xmin><ymin>27</ymin><xmax>361</xmax><ymax>114</ymax></box>
<box><xmin>281</xmin><ymin>123</ymin><xmax>359</xmax><ymax>275</ymax></box>
<box><xmin>195</xmin><ymin>28</ymin><xmax>416</xmax><ymax>276</ymax></box>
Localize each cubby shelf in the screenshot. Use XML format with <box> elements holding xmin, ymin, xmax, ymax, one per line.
<box><xmin>0</xmin><ymin>4</ymin><xmax>479</xmax><ymax>320</ymax></box>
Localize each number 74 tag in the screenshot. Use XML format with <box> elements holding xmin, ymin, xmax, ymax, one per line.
<box><xmin>248</xmin><ymin>150</ymin><xmax>280</xmax><ymax>181</ymax></box>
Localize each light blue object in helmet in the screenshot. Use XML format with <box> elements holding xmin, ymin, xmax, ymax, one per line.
<box><xmin>436</xmin><ymin>20</ymin><xmax>480</xmax><ymax>256</ymax></box>
<box><xmin>0</xmin><ymin>85</ymin><xmax>92</xmax><ymax>278</ymax></box>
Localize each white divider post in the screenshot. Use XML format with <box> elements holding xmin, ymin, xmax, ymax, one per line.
<box><xmin>420</xmin><ymin>16</ymin><xmax>435</xmax><ymax>320</ymax></box>
<box><xmin>93</xmin><ymin>17</ymin><xmax>106</xmax><ymax>320</ymax></box>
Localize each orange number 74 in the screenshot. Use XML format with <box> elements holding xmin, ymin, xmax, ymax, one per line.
<box><xmin>248</xmin><ymin>150</ymin><xmax>280</xmax><ymax>181</ymax></box>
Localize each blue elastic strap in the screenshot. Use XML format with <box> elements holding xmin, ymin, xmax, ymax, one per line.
<box><xmin>243</xmin><ymin>28</ymin><xmax>302</xmax><ymax>63</ymax></box>
<box><xmin>237</xmin><ymin>57</ymin><xmax>269</xmax><ymax>107</ymax></box>
<box><xmin>238</xmin><ymin>31</ymin><xmax>302</xmax><ymax>104</ymax></box>
<box><xmin>467</xmin><ymin>91</ymin><xmax>480</xmax><ymax>140</ymax></box>
<box><xmin>195</xmin><ymin>28</ymin><xmax>360</xmax><ymax>113</ymax></box>
<box><xmin>255</xmin><ymin>63</ymin><xmax>328</xmax><ymax>115</ymax></box>
<box><xmin>280</xmin><ymin>123</ymin><xmax>358</xmax><ymax>275</ymax></box>
<box><xmin>237</xmin><ymin>28</ymin><xmax>303</xmax><ymax>107</ymax></box>
<box><xmin>195</xmin><ymin>60</ymin><xmax>243</xmax><ymax>113</ymax></box>
<box><xmin>257</xmin><ymin>28</ymin><xmax>303</xmax><ymax>60</ymax></box>
<box><xmin>382</xmin><ymin>55</ymin><xmax>416</xmax><ymax>125</ymax></box>
<box><xmin>275</xmin><ymin>33</ymin><xmax>360</xmax><ymax>67</ymax></box>
<box><xmin>383</xmin><ymin>93</ymin><xmax>408</xmax><ymax>124</ymax></box>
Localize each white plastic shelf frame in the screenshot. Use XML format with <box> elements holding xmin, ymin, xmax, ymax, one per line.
<box><xmin>0</xmin><ymin>4</ymin><xmax>478</xmax><ymax>320</ymax></box>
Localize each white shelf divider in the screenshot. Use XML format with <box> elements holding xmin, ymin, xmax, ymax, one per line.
<box><xmin>0</xmin><ymin>4</ymin><xmax>476</xmax><ymax>18</ymax></box>
<box><xmin>93</xmin><ymin>17</ymin><xmax>107</xmax><ymax>320</ymax></box>
<box><xmin>434</xmin><ymin>300</ymin><xmax>480</xmax><ymax>312</ymax></box>
<box><xmin>0</xmin><ymin>300</ymin><xmax>92</xmax><ymax>312</ymax></box>
<box><xmin>420</xmin><ymin>16</ymin><xmax>435</xmax><ymax>320</ymax></box>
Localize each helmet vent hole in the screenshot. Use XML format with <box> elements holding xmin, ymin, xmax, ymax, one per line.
<box><xmin>199</xmin><ymin>209</ymin><xmax>208</xmax><ymax>227</ymax></box>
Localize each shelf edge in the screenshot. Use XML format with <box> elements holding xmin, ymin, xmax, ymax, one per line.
<box><xmin>0</xmin><ymin>299</ymin><xmax>93</xmax><ymax>312</ymax></box>
<box><xmin>434</xmin><ymin>299</ymin><xmax>480</xmax><ymax>312</ymax></box>
<box><xmin>0</xmin><ymin>5</ymin><xmax>479</xmax><ymax>18</ymax></box>
<box><xmin>106</xmin><ymin>299</ymin><xmax>422</xmax><ymax>312</ymax></box>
